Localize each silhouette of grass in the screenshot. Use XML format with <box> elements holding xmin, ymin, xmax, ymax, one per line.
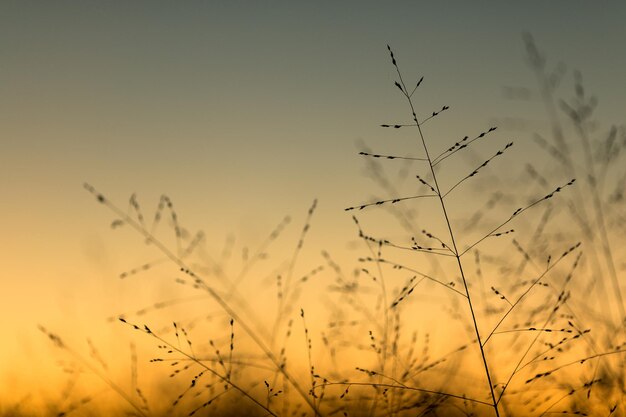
<box><xmin>30</xmin><ymin>41</ymin><xmax>626</xmax><ymax>417</ymax></box>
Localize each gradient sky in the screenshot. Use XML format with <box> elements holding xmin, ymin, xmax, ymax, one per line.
<box><xmin>1</xmin><ymin>1</ymin><xmax>625</xmax><ymax>409</ymax></box>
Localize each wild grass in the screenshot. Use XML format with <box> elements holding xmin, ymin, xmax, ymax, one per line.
<box><xmin>29</xmin><ymin>40</ymin><xmax>626</xmax><ymax>417</ymax></box>
<box><xmin>521</xmin><ymin>33</ymin><xmax>626</xmax><ymax>325</ymax></box>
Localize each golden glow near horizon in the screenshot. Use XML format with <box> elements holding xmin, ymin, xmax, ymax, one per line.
<box><xmin>1</xmin><ymin>2</ymin><xmax>626</xmax><ymax>416</ymax></box>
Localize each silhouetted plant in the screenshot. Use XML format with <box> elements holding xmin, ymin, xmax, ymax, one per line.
<box><xmin>34</xmin><ymin>42</ymin><xmax>626</xmax><ymax>417</ymax></box>
<box><xmin>339</xmin><ymin>45</ymin><xmax>589</xmax><ymax>416</ymax></box>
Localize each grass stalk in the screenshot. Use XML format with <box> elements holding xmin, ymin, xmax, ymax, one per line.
<box><xmin>386</xmin><ymin>45</ymin><xmax>501</xmax><ymax>416</ymax></box>
<box><xmin>83</xmin><ymin>183</ymin><xmax>322</xmax><ymax>417</ymax></box>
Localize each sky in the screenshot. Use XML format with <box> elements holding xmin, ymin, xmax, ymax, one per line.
<box><xmin>1</xmin><ymin>1</ymin><xmax>625</xmax><ymax>413</ymax></box>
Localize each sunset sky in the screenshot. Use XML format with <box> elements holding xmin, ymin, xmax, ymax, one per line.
<box><xmin>1</xmin><ymin>1</ymin><xmax>625</xmax><ymax>413</ymax></box>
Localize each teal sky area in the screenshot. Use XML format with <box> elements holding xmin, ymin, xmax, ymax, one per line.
<box><xmin>1</xmin><ymin>2</ymin><xmax>625</xmax><ymax>226</ymax></box>
<box><xmin>1</xmin><ymin>1</ymin><xmax>625</xmax><ymax>400</ymax></box>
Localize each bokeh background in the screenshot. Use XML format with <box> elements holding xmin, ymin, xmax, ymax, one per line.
<box><xmin>1</xmin><ymin>1</ymin><xmax>625</xmax><ymax>415</ymax></box>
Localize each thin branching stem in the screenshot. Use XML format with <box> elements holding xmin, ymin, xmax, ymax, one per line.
<box><xmin>38</xmin><ymin>326</ymin><xmax>148</xmax><ymax>417</ymax></box>
<box><xmin>345</xmin><ymin>194</ymin><xmax>437</xmax><ymax>211</ymax></box>
<box><xmin>119</xmin><ymin>319</ymin><xmax>278</xmax><ymax>416</ymax></box>
<box><xmin>313</xmin><ymin>382</ymin><xmax>493</xmax><ymax>407</ymax></box>
<box><xmin>459</xmin><ymin>179</ymin><xmax>576</xmax><ymax>257</ymax></box>
<box><xmin>84</xmin><ymin>183</ymin><xmax>322</xmax><ymax>417</ymax></box>
<box><xmin>387</xmin><ymin>45</ymin><xmax>501</xmax><ymax>416</ymax></box>
<box><xmin>482</xmin><ymin>248</ymin><xmax>581</xmax><ymax>347</ymax></box>
<box><xmin>495</xmin><ymin>247</ymin><xmax>582</xmax><ymax>404</ymax></box>
<box><xmin>359</xmin><ymin>257</ymin><xmax>467</xmax><ymax>298</ymax></box>
<box><xmin>358</xmin><ymin>151</ymin><xmax>428</xmax><ymax>161</ymax></box>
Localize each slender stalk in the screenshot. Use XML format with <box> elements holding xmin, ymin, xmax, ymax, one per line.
<box><xmin>523</xmin><ymin>34</ymin><xmax>621</xmax><ymax>325</ymax></box>
<box><xmin>422</xmin><ymin>138</ymin><xmax>501</xmax><ymax>417</ymax></box>
<box><xmin>388</xmin><ymin>46</ymin><xmax>500</xmax><ymax>416</ymax></box>
<box><xmin>571</xmin><ymin>118</ymin><xmax>626</xmax><ymax>322</ymax></box>
<box><xmin>314</xmin><ymin>382</ymin><xmax>494</xmax><ymax>407</ymax></box>
<box><xmin>39</xmin><ymin>326</ymin><xmax>148</xmax><ymax>417</ymax></box>
<box><xmin>120</xmin><ymin>319</ymin><xmax>278</xmax><ymax>417</ymax></box>
<box><xmin>84</xmin><ymin>184</ymin><xmax>322</xmax><ymax>417</ymax></box>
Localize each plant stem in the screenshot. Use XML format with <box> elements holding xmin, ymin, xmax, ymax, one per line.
<box><xmin>419</xmin><ymin>124</ymin><xmax>501</xmax><ymax>417</ymax></box>
<box><xmin>84</xmin><ymin>184</ymin><xmax>322</xmax><ymax>417</ymax></box>
<box><xmin>391</xmin><ymin>57</ymin><xmax>500</xmax><ymax>416</ymax></box>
